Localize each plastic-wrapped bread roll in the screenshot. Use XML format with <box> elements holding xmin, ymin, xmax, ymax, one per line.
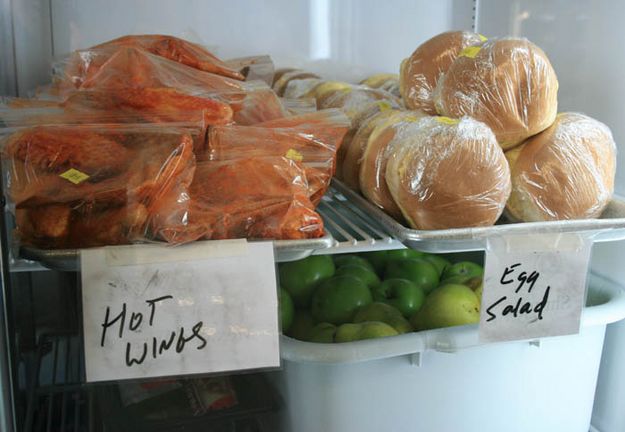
<box><xmin>433</xmin><ymin>37</ymin><xmax>559</xmax><ymax>149</ymax></box>
<box><xmin>283</xmin><ymin>78</ymin><xmax>324</xmax><ymax>99</ymax></box>
<box><xmin>359</xmin><ymin>111</ymin><xmax>424</xmax><ymax>220</ymax></box>
<box><xmin>360</xmin><ymin>73</ymin><xmax>401</xmax><ymax>98</ymax></box>
<box><xmin>318</xmin><ymin>86</ymin><xmax>401</xmax><ymax>119</ymax></box>
<box><xmin>400</xmin><ymin>31</ymin><xmax>484</xmax><ymax>114</ymax></box>
<box><xmin>385</xmin><ymin>116</ymin><xmax>511</xmax><ymax>229</ymax></box>
<box><xmin>342</xmin><ymin>107</ymin><xmax>403</xmax><ymax>190</ymax></box>
<box><xmin>505</xmin><ymin>112</ymin><xmax>616</xmax><ymax>222</ymax></box>
<box><xmin>335</xmin><ymin>99</ymin><xmax>402</xmax><ymax>180</ymax></box>
<box><xmin>273</xmin><ymin>69</ymin><xmax>321</xmax><ymax>96</ymax></box>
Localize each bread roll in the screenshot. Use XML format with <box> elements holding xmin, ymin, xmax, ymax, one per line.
<box><xmin>318</xmin><ymin>86</ymin><xmax>401</xmax><ymax>119</ymax></box>
<box><xmin>400</xmin><ymin>31</ymin><xmax>484</xmax><ymax>114</ymax></box>
<box><xmin>342</xmin><ymin>106</ymin><xmax>402</xmax><ymax>190</ymax></box>
<box><xmin>336</xmin><ymin>100</ymin><xmax>402</xmax><ymax>181</ymax></box>
<box><xmin>359</xmin><ymin>111</ymin><xmax>423</xmax><ymax>220</ymax></box>
<box><xmin>433</xmin><ymin>37</ymin><xmax>559</xmax><ymax>149</ymax></box>
<box><xmin>360</xmin><ymin>73</ymin><xmax>401</xmax><ymax>97</ymax></box>
<box><xmin>273</xmin><ymin>70</ymin><xmax>321</xmax><ymax>96</ymax></box>
<box><xmin>505</xmin><ymin>112</ymin><xmax>616</xmax><ymax>222</ymax></box>
<box><xmin>385</xmin><ymin>116</ymin><xmax>511</xmax><ymax>229</ymax></box>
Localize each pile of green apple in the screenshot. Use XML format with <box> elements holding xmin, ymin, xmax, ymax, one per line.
<box><xmin>278</xmin><ymin>249</ymin><xmax>484</xmax><ymax>343</ymax></box>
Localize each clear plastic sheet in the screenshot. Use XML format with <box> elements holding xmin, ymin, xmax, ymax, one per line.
<box><xmin>283</xmin><ymin>78</ymin><xmax>324</xmax><ymax>99</ymax></box>
<box><xmin>280</xmin><ymin>98</ymin><xmax>318</xmax><ymax>115</ymax></box>
<box><xmin>359</xmin><ymin>111</ymin><xmax>424</xmax><ymax>220</ymax></box>
<box><xmin>400</xmin><ymin>31</ymin><xmax>484</xmax><ymax>114</ymax></box>
<box><xmin>224</xmin><ymin>55</ymin><xmax>275</xmax><ymax>85</ymax></box>
<box><xmin>506</xmin><ymin>112</ymin><xmax>616</xmax><ymax>222</ymax></box>
<box><xmin>206</xmin><ymin>109</ymin><xmax>351</xmax><ymax>205</ymax></box>
<box><xmin>360</xmin><ymin>73</ymin><xmax>401</xmax><ymax>98</ymax></box>
<box><xmin>433</xmin><ymin>37</ymin><xmax>559</xmax><ymax>149</ymax></box>
<box><xmin>2</xmin><ymin>123</ymin><xmax>199</xmax><ymax>248</ymax></box>
<box><xmin>92</xmin><ymin>34</ymin><xmax>245</xmax><ymax>79</ymax></box>
<box><xmin>152</xmin><ymin>157</ymin><xmax>324</xmax><ymax>245</ymax></box>
<box><xmin>385</xmin><ymin>116</ymin><xmax>511</xmax><ymax>229</ymax></box>
<box><xmin>317</xmin><ymin>85</ymin><xmax>401</xmax><ymax>120</ymax></box>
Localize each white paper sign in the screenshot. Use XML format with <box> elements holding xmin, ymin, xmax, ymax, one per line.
<box><xmin>81</xmin><ymin>240</ymin><xmax>280</xmax><ymax>382</ymax></box>
<box><xmin>479</xmin><ymin>233</ymin><xmax>593</xmax><ymax>343</ymax></box>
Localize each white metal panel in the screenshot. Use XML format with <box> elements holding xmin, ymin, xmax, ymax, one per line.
<box><xmin>49</xmin><ymin>0</ymin><xmax>473</xmax><ymax>82</ymax></box>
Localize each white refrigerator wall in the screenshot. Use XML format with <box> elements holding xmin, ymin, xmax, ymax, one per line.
<box><xmin>477</xmin><ymin>1</ymin><xmax>625</xmax><ymax>431</ymax></box>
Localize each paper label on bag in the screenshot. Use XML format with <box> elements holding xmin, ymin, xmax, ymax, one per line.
<box><xmin>81</xmin><ymin>241</ymin><xmax>280</xmax><ymax>382</ymax></box>
<box><xmin>478</xmin><ymin>34</ymin><xmax>488</xmax><ymax>42</ymax></box>
<box><xmin>60</xmin><ymin>168</ymin><xmax>89</xmax><ymax>184</ymax></box>
<box><xmin>479</xmin><ymin>233</ymin><xmax>592</xmax><ymax>343</ymax></box>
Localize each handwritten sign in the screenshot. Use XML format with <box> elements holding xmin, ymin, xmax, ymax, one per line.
<box><xmin>81</xmin><ymin>240</ymin><xmax>280</xmax><ymax>382</ymax></box>
<box><xmin>479</xmin><ymin>233</ymin><xmax>592</xmax><ymax>343</ymax></box>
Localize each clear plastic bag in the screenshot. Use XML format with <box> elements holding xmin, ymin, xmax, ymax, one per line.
<box><xmin>280</xmin><ymin>98</ymin><xmax>318</xmax><ymax>116</ymax></box>
<box><xmin>505</xmin><ymin>112</ymin><xmax>616</xmax><ymax>222</ymax></box>
<box><xmin>282</xmin><ymin>78</ymin><xmax>324</xmax><ymax>99</ymax></box>
<box><xmin>360</xmin><ymin>73</ymin><xmax>401</xmax><ymax>98</ymax></box>
<box><xmin>317</xmin><ymin>85</ymin><xmax>401</xmax><ymax>120</ymax></box>
<box><xmin>206</xmin><ymin>109</ymin><xmax>351</xmax><ymax>205</ymax></box>
<box><xmin>225</xmin><ymin>55</ymin><xmax>275</xmax><ymax>85</ymax></box>
<box><xmin>91</xmin><ymin>34</ymin><xmax>245</xmax><ymax>80</ymax></box>
<box><xmin>433</xmin><ymin>37</ymin><xmax>559</xmax><ymax>149</ymax></box>
<box><xmin>400</xmin><ymin>31</ymin><xmax>484</xmax><ymax>114</ymax></box>
<box><xmin>359</xmin><ymin>112</ymin><xmax>423</xmax><ymax>220</ymax></box>
<box><xmin>272</xmin><ymin>70</ymin><xmax>321</xmax><ymax>96</ymax></box>
<box><xmin>2</xmin><ymin>123</ymin><xmax>199</xmax><ymax>248</ymax></box>
<box><xmin>385</xmin><ymin>116</ymin><xmax>511</xmax><ymax>229</ymax></box>
<box><xmin>152</xmin><ymin>157</ymin><xmax>324</xmax><ymax>245</ymax></box>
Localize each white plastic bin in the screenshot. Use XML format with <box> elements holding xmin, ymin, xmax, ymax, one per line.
<box><xmin>270</xmin><ymin>273</ymin><xmax>625</xmax><ymax>432</ymax></box>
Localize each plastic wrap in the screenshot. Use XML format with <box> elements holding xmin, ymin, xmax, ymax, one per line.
<box><xmin>317</xmin><ymin>85</ymin><xmax>401</xmax><ymax>120</ymax></box>
<box><xmin>360</xmin><ymin>73</ymin><xmax>401</xmax><ymax>98</ymax></box>
<box><xmin>224</xmin><ymin>55</ymin><xmax>275</xmax><ymax>85</ymax></box>
<box><xmin>2</xmin><ymin>123</ymin><xmax>199</xmax><ymax>248</ymax></box>
<box><xmin>280</xmin><ymin>98</ymin><xmax>318</xmax><ymax>115</ymax></box>
<box><xmin>384</xmin><ymin>116</ymin><xmax>511</xmax><ymax>229</ymax></box>
<box><xmin>505</xmin><ymin>112</ymin><xmax>616</xmax><ymax>222</ymax></box>
<box><xmin>207</xmin><ymin>109</ymin><xmax>351</xmax><ymax>205</ymax></box>
<box><xmin>400</xmin><ymin>31</ymin><xmax>484</xmax><ymax>114</ymax></box>
<box><xmin>152</xmin><ymin>157</ymin><xmax>324</xmax><ymax>245</ymax></box>
<box><xmin>359</xmin><ymin>111</ymin><xmax>423</xmax><ymax>220</ymax></box>
<box><xmin>433</xmin><ymin>37</ymin><xmax>559</xmax><ymax>149</ymax></box>
<box><xmin>283</xmin><ymin>78</ymin><xmax>324</xmax><ymax>99</ymax></box>
<box><xmin>341</xmin><ymin>106</ymin><xmax>403</xmax><ymax>190</ymax></box>
<box><xmin>92</xmin><ymin>34</ymin><xmax>245</xmax><ymax>79</ymax></box>
<box><xmin>272</xmin><ymin>70</ymin><xmax>321</xmax><ymax>96</ymax></box>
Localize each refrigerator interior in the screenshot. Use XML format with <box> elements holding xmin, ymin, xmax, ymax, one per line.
<box><xmin>1</xmin><ymin>0</ymin><xmax>625</xmax><ymax>431</ymax></box>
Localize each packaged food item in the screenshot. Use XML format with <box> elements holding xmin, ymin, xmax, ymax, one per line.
<box><xmin>317</xmin><ymin>85</ymin><xmax>401</xmax><ymax>120</ymax></box>
<box><xmin>153</xmin><ymin>157</ymin><xmax>324</xmax><ymax>244</ymax></box>
<box><xmin>335</xmin><ymin>99</ymin><xmax>402</xmax><ymax>181</ymax></box>
<box><xmin>385</xmin><ymin>116</ymin><xmax>511</xmax><ymax>229</ymax></box>
<box><xmin>207</xmin><ymin>109</ymin><xmax>351</xmax><ymax>205</ymax></box>
<box><xmin>506</xmin><ymin>112</ymin><xmax>616</xmax><ymax>222</ymax></box>
<box><xmin>433</xmin><ymin>37</ymin><xmax>559</xmax><ymax>149</ymax></box>
<box><xmin>342</xmin><ymin>107</ymin><xmax>404</xmax><ymax>190</ymax></box>
<box><xmin>359</xmin><ymin>111</ymin><xmax>423</xmax><ymax>220</ymax></box>
<box><xmin>92</xmin><ymin>34</ymin><xmax>245</xmax><ymax>79</ymax></box>
<box><xmin>280</xmin><ymin>97</ymin><xmax>318</xmax><ymax>115</ymax></box>
<box><xmin>400</xmin><ymin>31</ymin><xmax>484</xmax><ymax>114</ymax></box>
<box><xmin>360</xmin><ymin>73</ymin><xmax>401</xmax><ymax>97</ymax></box>
<box><xmin>3</xmin><ymin>123</ymin><xmax>198</xmax><ymax>248</ymax></box>
<box><xmin>272</xmin><ymin>67</ymin><xmax>296</xmax><ymax>86</ymax></box>
<box><xmin>225</xmin><ymin>54</ymin><xmax>275</xmax><ymax>84</ymax></box>
<box><xmin>273</xmin><ymin>69</ymin><xmax>321</xmax><ymax>96</ymax></box>
<box><xmin>217</xmin><ymin>83</ymin><xmax>286</xmax><ymax>125</ymax></box>
<box><xmin>282</xmin><ymin>77</ymin><xmax>324</xmax><ymax>99</ymax></box>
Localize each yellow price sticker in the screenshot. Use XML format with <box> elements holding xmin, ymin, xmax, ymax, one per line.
<box><xmin>459</xmin><ymin>46</ymin><xmax>482</xmax><ymax>59</ymax></box>
<box><xmin>285</xmin><ymin>148</ymin><xmax>304</xmax><ymax>162</ymax></box>
<box><xmin>60</xmin><ymin>168</ymin><xmax>90</xmax><ymax>185</ymax></box>
<box><xmin>435</xmin><ymin>116</ymin><xmax>460</xmax><ymax>125</ymax></box>
<box><xmin>377</xmin><ymin>101</ymin><xmax>392</xmax><ymax>112</ymax></box>
<box><xmin>478</xmin><ymin>34</ymin><xmax>488</xmax><ymax>42</ymax></box>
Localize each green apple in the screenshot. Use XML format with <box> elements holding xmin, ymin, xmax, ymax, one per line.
<box><xmin>309</xmin><ymin>323</ymin><xmax>337</xmax><ymax>343</ymax></box>
<box><xmin>279</xmin><ymin>255</ymin><xmax>335</xmax><ymax>308</ymax></box>
<box><xmin>335</xmin><ymin>264</ymin><xmax>380</xmax><ymax>289</ymax></box>
<box><xmin>311</xmin><ymin>276</ymin><xmax>373</xmax><ymax>324</ymax></box>
<box><xmin>421</xmin><ymin>254</ymin><xmax>451</xmax><ymax>276</ymax></box>
<box><xmin>359</xmin><ymin>251</ymin><xmax>388</xmax><ymax>276</ymax></box>
<box><xmin>335</xmin><ymin>321</ymin><xmax>399</xmax><ymax>342</ymax></box>
<box><xmin>441</xmin><ymin>261</ymin><xmax>483</xmax><ymax>283</ymax></box>
<box><xmin>386</xmin><ymin>249</ymin><xmax>424</xmax><ymax>261</ymax></box>
<box><xmin>373</xmin><ymin>278</ymin><xmax>425</xmax><ymax>318</ymax></box>
<box><xmin>279</xmin><ymin>288</ymin><xmax>294</xmax><ymax>333</ymax></box>
<box><xmin>410</xmin><ymin>284</ymin><xmax>480</xmax><ymax>331</ymax></box>
<box><xmin>384</xmin><ymin>259</ymin><xmax>440</xmax><ymax>294</ymax></box>
<box><xmin>353</xmin><ymin>302</ymin><xmax>412</xmax><ymax>334</ymax></box>
<box><xmin>464</xmin><ymin>276</ymin><xmax>483</xmax><ymax>303</ymax></box>
<box><xmin>286</xmin><ymin>310</ymin><xmax>316</xmax><ymax>341</ymax></box>
<box><xmin>333</xmin><ymin>254</ymin><xmax>375</xmax><ymax>272</ymax></box>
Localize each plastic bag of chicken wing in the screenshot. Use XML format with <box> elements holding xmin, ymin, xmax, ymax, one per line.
<box><xmin>151</xmin><ymin>156</ymin><xmax>324</xmax><ymax>245</ymax></box>
<box><xmin>206</xmin><ymin>109</ymin><xmax>351</xmax><ymax>205</ymax></box>
<box><xmin>0</xmin><ymin>120</ymin><xmax>201</xmax><ymax>249</ymax></box>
